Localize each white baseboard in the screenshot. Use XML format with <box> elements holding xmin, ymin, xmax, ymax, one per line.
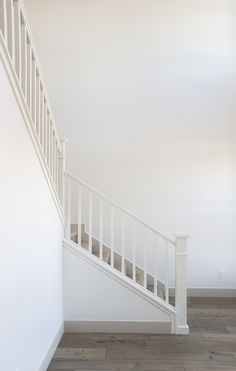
<box><xmin>169</xmin><ymin>288</ymin><xmax>236</xmax><ymax>297</ymax></box>
<box><xmin>37</xmin><ymin>322</ymin><xmax>64</xmax><ymax>371</ymax></box>
<box><xmin>64</xmin><ymin>320</ymin><xmax>171</xmax><ymax>334</ymax></box>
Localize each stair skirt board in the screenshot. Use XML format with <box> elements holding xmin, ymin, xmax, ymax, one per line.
<box><xmin>64</xmin><ymin>320</ymin><xmax>171</xmax><ymax>334</ymax></box>
<box><xmin>70</xmin><ymin>224</ymin><xmax>165</xmax><ymax>294</ymax></box>
<box><xmin>63</xmin><ymin>239</ymin><xmax>176</xmax><ymax>334</ymax></box>
<box><xmin>63</xmin><ymin>239</ymin><xmax>176</xmax><ymax>316</ymax></box>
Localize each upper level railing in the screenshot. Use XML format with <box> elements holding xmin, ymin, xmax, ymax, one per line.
<box><xmin>0</xmin><ymin>0</ymin><xmax>64</xmax><ymax>203</ymax></box>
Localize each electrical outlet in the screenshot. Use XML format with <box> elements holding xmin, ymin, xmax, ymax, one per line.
<box><xmin>218</xmin><ymin>271</ymin><xmax>224</xmax><ymax>280</ymax></box>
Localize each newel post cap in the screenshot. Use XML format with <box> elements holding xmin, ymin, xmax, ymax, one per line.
<box><xmin>174</xmin><ymin>234</ymin><xmax>188</xmax><ymax>255</ymax></box>
<box><xmin>60</xmin><ymin>137</ymin><xmax>69</xmax><ymax>144</ymax></box>
<box><xmin>174</xmin><ymin>233</ymin><xmax>189</xmax><ymax>240</ymax></box>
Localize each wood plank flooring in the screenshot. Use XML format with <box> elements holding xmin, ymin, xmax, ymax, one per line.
<box><xmin>47</xmin><ymin>298</ymin><xmax>236</xmax><ymax>370</ymax></box>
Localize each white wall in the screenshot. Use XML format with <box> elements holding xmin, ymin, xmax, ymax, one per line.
<box><xmin>0</xmin><ymin>55</ymin><xmax>64</xmax><ymax>370</ymax></box>
<box><xmin>24</xmin><ymin>0</ymin><xmax>236</xmax><ymax>289</ymax></box>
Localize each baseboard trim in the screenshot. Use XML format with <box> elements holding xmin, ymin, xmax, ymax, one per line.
<box><xmin>169</xmin><ymin>288</ymin><xmax>236</xmax><ymax>297</ymax></box>
<box><xmin>37</xmin><ymin>322</ymin><xmax>64</xmax><ymax>371</ymax></box>
<box><xmin>64</xmin><ymin>320</ymin><xmax>171</xmax><ymax>334</ymax></box>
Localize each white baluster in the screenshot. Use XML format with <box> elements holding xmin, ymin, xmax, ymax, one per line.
<box><xmin>58</xmin><ymin>139</ymin><xmax>67</xmax><ymax>208</ymax></box>
<box><xmin>45</xmin><ymin>104</ymin><xmax>48</xmax><ymax>159</ymax></box>
<box><xmin>43</xmin><ymin>101</ymin><xmax>47</xmax><ymax>156</ymax></box>
<box><xmin>121</xmin><ymin>214</ymin><xmax>125</xmax><ymax>274</ymax></box>
<box><xmin>55</xmin><ymin>142</ymin><xmax>59</xmax><ymax>190</ymax></box>
<box><xmin>49</xmin><ymin>123</ymin><xmax>53</xmax><ymax>176</ymax></box>
<box><xmin>50</xmin><ymin>122</ymin><xmax>53</xmax><ymax>174</ymax></box>
<box><xmin>53</xmin><ymin>131</ymin><xmax>55</xmax><ymax>182</ymax></box>
<box><xmin>154</xmin><ymin>234</ymin><xmax>158</xmax><ymax>296</ymax></box>
<box><xmin>99</xmin><ymin>199</ymin><xmax>103</xmax><ymax>260</ymax></box>
<box><xmin>20</xmin><ymin>22</ymin><xmax>27</xmax><ymax>97</ymax></box>
<box><xmin>40</xmin><ymin>91</ymin><xmax>44</xmax><ymax>149</ymax></box>
<box><xmin>13</xmin><ymin>0</ymin><xmax>21</xmax><ymax>82</ymax></box>
<box><xmin>45</xmin><ymin>110</ymin><xmax>48</xmax><ymax>162</ymax></box>
<box><xmin>65</xmin><ymin>177</ymin><xmax>71</xmax><ymax>240</ymax></box>
<box><xmin>88</xmin><ymin>192</ymin><xmax>92</xmax><ymax>253</ymax></box>
<box><xmin>31</xmin><ymin>57</ymin><xmax>36</xmax><ymax>124</ymax></box>
<box><xmin>174</xmin><ymin>233</ymin><xmax>189</xmax><ymax>334</ymax></box>
<box><xmin>6</xmin><ymin>0</ymin><xmax>15</xmax><ymax>63</ymax></box>
<box><xmin>143</xmin><ymin>227</ymin><xmax>147</xmax><ymax>289</ymax></box>
<box><xmin>47</xmin><ymin>116</ymin><xmax>51</xmax><ymax>168</ymax></box>
<box><xmin>165</xmin><ymin>240</ymin><xmax>169</xmax><ymax>304</ymax></box>
<box><xmin>27</xmin><ymin>40</ymin><xmax>32</xmax><ymax>113</ymax></box>
<box><xmin>110</xmin><ymin>206</ymin><xmax>114</xmax><ymax>267</ymax></box>
<box><xmin>36</xmin><ymin>73</ymin><xmax>40</xmax><ymax>137</ymax></box>
<box><xmin>45</xmin><ymin>110</ymin><xmax>49</xmax><ymax>163</ymax></box>
<box><xmin>0</xmin><ymin>0</ymin><xmax>7</xmax><ymax>41</ymax></box>
<box><xmin>51</xmin><ymin>129</ymin><xmax>55</xmax><ymax>180</ymax></box>
<box><xmin>49</xmin><ymin>123</ymin><xmax>51</xmax><ymax>171</ymax></box>
<box><xmin>132</xmin><ymin>223</ymin><xmax>136</xmax><ymax>281</ymax></box>
<box><xmin>77</xmin><ymin>185</ymin><xmax>82</xmax><ymax>246</ymax></box>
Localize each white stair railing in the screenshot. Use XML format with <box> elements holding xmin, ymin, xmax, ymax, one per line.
<box><xmin>65</xmin><ymin>171</ymin><xmax>189</xmax><ymax>334</ymax></box>
<box><xmin>0</xmin><ymin>0</ymin><xmax>65</xmax><ymax>204</ymax></box>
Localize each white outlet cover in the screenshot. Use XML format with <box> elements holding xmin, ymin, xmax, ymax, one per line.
<box><xmin>218</xmin><ymin>271</ymin><xmax>224</xmax><ymax>280</ymax></box>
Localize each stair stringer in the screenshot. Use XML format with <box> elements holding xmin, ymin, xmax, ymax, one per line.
<box><xmin>63</xmin><ymin>239</ymin><xmax>177</xmax><ymax>334</ymax></box>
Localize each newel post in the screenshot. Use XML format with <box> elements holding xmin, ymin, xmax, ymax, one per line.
<box><xmin>174</xmin><ymin>233</ymin><xmax>189</xmax><ymax>334</ymax></box>
<box><xmin>58</xmin><ymin>138</ymin><xmax>67</xmax><ymax>210</ymax></box>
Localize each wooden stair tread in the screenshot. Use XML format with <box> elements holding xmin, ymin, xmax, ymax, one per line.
<box><xmin>147</xmin><ymin>284</ymin><xmax>164</xmax><ymax>300</ymax></box>
<box><xmin>81</xmin><ymin>241</ymin><xmax>110</xmax><ymax>264</ymax></box>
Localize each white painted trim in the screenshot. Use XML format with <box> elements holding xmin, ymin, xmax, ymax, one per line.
<box><xmin>0</xmin><ymin>33</ymin><xmax>65</xmax><ymax>225</ymax></box>
<box><xmin>63</xmin><ymin>239</ymin><xmax>177</xmax><ymax>317</ymax></box>
<box><xmin>64</xmin><ymin>320</ymin><xmax>171</xmax><ymax>334</ymax></box>
<box><xmin>37</xmin><ymin>322</ymin><xmax>64</xmax><ymax>371</ymax></box>
<box><xmin>169</xmin><ymin>288</ymin><xmax>236</xmax><ymax>297</ymax></box>
<box><xmin>176</xmin><ymin>324</ymin><xmax>189</xmax><ymax>335</ymax></box>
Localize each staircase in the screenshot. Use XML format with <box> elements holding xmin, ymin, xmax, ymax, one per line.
<box><xmin>64</xmin><ymin>171</ymin><xmax>189</xmax><ymax>334</ymax></box>
<box><xmin>0</xmin><ymin>0</ymin><xmax>189</xmax><ymax>335</ymax></box>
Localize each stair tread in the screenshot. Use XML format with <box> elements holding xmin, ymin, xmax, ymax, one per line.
<box><xmin>114</xmin><ymin>262</ymin><xmax>128</xmax><ymax>275</ymax></box>
<box><xmin>82</xmin><ymin>241</ymin><xmax>110</xmax><ymax>263</ymax></box>
<box><xmin>147</xmin><ymin>284</ymin><xmax>164</xmax><ymax>299</ymax></box>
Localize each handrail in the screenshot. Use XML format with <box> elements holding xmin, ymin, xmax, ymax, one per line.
<box><xmin>65</xmin><ymin>171</ymin><xmax>176</xmax><ymax>245</ymax></box>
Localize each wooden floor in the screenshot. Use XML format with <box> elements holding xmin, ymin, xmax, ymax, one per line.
<box><xmin>48</xmin><ymin>298</ymin><xmax>236</xmax><ymax>370</ymax></box>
